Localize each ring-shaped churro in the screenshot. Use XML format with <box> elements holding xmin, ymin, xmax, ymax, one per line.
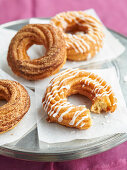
<box><xmin>42</xmin><ymin>69</ymin><xmax>117</xmax><ymax>129</ymax></box>
<box><xmin>51</xmin><ymin>11</ymin><xmax>104</xmax><ymax>61</ymax></box>
<box><xmin>0</xmin><ymin>80</ymin><xmax>30</xmax><ymax>133</ymax></box>
<box><xmin>7</xmin><ymin>24</ymin><xmax>66</xmax><ymax>80</ymax></box>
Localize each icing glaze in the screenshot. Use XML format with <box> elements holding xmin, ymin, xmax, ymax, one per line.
<box><xmin>51</xmin><ymin>11</ymin><xmax>104</xmax><ymax>58</ymax></box>
<box><xmin>43</xmin><ymin>69</ymin><xmax>117</xmax><ymax>129</ymax></box>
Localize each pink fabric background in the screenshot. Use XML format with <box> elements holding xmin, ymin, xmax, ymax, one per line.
<box><xmin>0</xmin><ymin>0</ymin><xmax>127</xmax><ymax>169</ymax></box>
<box><xmin>0</xmin><ymin>0</ymin><xmax>127</xmax><ymax>35</ymax></box>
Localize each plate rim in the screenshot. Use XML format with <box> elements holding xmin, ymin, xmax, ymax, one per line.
<box><xmin>0</xmin><ymin>18</ymin><xmax>127</xmax><ymax>162</ymax></box>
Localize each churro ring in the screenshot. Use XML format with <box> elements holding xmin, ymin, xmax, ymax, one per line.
<box><xmin>0</xmin><ymin>80</ymin><xmax>30</xmax><ymax>133</ymax></box>
<box><xmin>51</xmin><ymin>11</ymin><xmax>104</xmax><ymax>61</ymax></box>
<box><xmin>42</xmin><ymin>69</ymin><xmax>117</xmax><ymax>130</ymax></box>
<box><xmin>7</xmin><ymin>24</ymin><xmax>66</xmax><ymax>80</ymax></box>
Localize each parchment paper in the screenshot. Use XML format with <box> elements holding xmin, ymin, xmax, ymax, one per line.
<box><xmin>35</xmin><ymin>68</ymin><xmax>127</xmax><ymax>143</ymax></box>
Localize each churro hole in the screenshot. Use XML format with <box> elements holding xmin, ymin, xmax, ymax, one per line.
<box><xmin>27</xmin><ymin>44</ymin><xmax>46</xmax><ymax>60</ymax></box>
<box><xmin>68</xmin><ymin>94</ymin><xmax>92</xmax><ymax>109</ymax></box>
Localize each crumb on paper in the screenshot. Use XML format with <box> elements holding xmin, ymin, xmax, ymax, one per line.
<box><xmin>101</xmin><ymin>122</ymin><xmax>105</xmax><ymax>125</ymax></box>
<box><xmin>123</xmin><ymin>74</ymin><xmax>127</xmax><ymax>82</ymax></box>
<box><xmin>106</xmin><ymin>120</ymin><xmax>110</xmax><ymax>123</ymax></box>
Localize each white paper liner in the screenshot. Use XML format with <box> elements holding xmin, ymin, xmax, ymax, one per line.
<box><xmin>0</xmin><ymin>9</ymin><xmax>125</xmax><ymax>89</ymax></box>
<box><xmin>0</xmin><ymin>69</ymin><xmax>36</xmax><ymax>146</ymax></box>
<box><xmin>35</xmin><ymin>68</ymin><xmax>127</xmax><ymax>144</ymax></box>
<box><xmin>0</xmin><ymin>28</ymin><xmax>16</xmax><ymax>54</ymax></box>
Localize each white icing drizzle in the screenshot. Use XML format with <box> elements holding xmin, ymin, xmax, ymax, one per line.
<box><xmin>58</xmin><ymin>107</ymin><xmax>74</xmax><ymax>122</ymax></box>
<box><xmin>85</xmin><ymin>34</ymin><xmax>96</xmax><ymax>44</ymax></box>
<box><xmin>66</xmin><ymin>12</ymin><xmax>76</xmax><ymax>21</ymax></box>
<box><xmin>69</xmin><ymin>108</ymin><xmax>88</xmax><ymax>125</ymax></box>
<box><xmin>80</xmin><ymin>72</ymin><xmax>115</xmax><ymax>99</ymax></box>
<box><xmin>76</xmin><ymin>114</ymin><xmax>89</xmax><ymax>126</ymax></box>
<box><xmin>52</xmin><ymin>68</ymin><xmax>77</xmax><ymax>83</ymax></box>
<box><xmin>87</xmin><ymin>53</ymin><xmax>91</xmax><ymax>60</ymax></box>
<box><xmin>67</xmin><ymin>34</ymin><xmax>85</xmax><ymax>53</ymax></box>
<box><xmin>73</xmin><ymin>35</ymin><xmax>90</xmax><ymax>50</ymax></box>
<box><xmin>80</xmin><ymin>122</ymin><xmax>85</xmax><ymax>128</ymax></box>
<box><xmin>53</xmin><ymin>102</ymin><xmax>72</xmax><ymax>118</ymax></box>
<box><xmin>43</xmin><ymin>69</ymin><xmax>116</xmax><ymax>129</ymax></box>
<box><xmin>66</xmin><ymin>41</ymin><xmax>79</xmax><ymax>53</ymax></box>
<box><xmin>52</xmin><ymin>11</ymin><xmax>104</xmax><ymax>54</ymax></box>
<box><xmin>56</xmin><ymin>15</ymin><xmax>68</xmax><ymax>28</ymax></box>
<box><xmin>49</xmin><ymin>101</ymin><xmax>71</xmax><ymax>116</ymax></box>
<box><xmin>48</xmin><ymin>100</ymin><xmax>66</xmax><ymax>116</ymax></box>
<box><xmin>43</xmin><ymin>85</ymin><xmax>70</xmax><ymax>111</ymax></box>
<box><xmin>59</xmin><ymin>70</ymin><xmax>80</xmax><ymax>86</ymax></box>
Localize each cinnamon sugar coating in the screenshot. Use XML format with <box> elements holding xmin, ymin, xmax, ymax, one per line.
<box><xmin>7</xmin><ymin>24</ymin><xmax>67</xmax><ymax>80</ymax></box>
<box><xmin>0</xmin><ymin>80</ymin><xmax>30</xmax><ymax>133</ymax></box>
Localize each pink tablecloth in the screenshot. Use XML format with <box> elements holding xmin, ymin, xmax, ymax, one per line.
<box><xmin>0</xmin><ymin>0</ymin><xmax>127</xmax><ymax>169</ymax></box>
<box><xmin>1</xmin><ymin>141</ymin><xmax>127</xmax><ymax>170</ymax></box>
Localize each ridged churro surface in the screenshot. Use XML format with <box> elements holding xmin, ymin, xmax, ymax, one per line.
<box><xmin>51</xmin><ymin>11</ymin><xmax>104</xmax><ymax>61</ymax></box>
<box><xmin>42</xmin><ymin>69</ymin><xmax>117</xmax><ymax>129</ymax></box>
<box><xmin>0</xmin><ymin>80</ymin><xmax>30</xmax><ymax>133</ymax></box>
<box><xmin>7</xmin><ymin>24</ymin><xmax>66</xmax><ymax>80</ymax></box>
